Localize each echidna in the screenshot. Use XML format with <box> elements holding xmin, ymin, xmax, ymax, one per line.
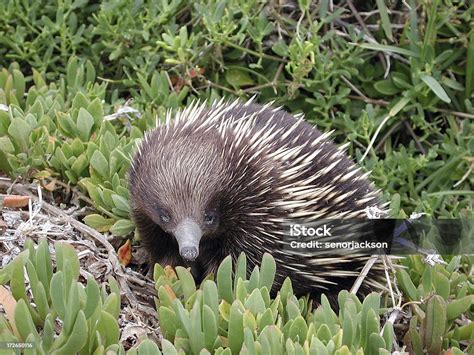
<box><xmin>129</xmin><ymin>99</ymin><xmax>384</xmax><ymax>299</ymax></box>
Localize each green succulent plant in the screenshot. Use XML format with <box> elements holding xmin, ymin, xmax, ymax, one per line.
<box><xmin>397</xmin><ymin>255</ymin><xmax>474</xmax><ymax>354</ymax></box>
<box><xmin>153</xmin><ymin>252</ymin><xmax>396</xmax><ymax>354</ymax></box>
<box><xmin>0</xmin><ymin>239</ymin><xmax>122</xmax><ymax>354</ymax></box>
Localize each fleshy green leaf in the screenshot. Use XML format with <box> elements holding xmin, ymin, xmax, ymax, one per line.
<box><xmin>420</xmin><ymin>74</ymin><xmax>451</xmax><ymax>103</ymax></box>
<box><xmin>217</xmin><ymin>256</ymin><xmax>234</xmax><ymax>304</ymax></box>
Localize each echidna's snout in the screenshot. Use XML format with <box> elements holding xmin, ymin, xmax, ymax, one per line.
<box><xmin>174</xmin><ymin>218</ymin><xmax>202</xmax><ymax>261</ymax></box>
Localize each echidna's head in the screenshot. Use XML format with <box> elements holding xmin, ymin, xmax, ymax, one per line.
<box><xmin>129</xmin><ymin>125</ymin><xmax>231</xmax><ymax>261</ymax></box>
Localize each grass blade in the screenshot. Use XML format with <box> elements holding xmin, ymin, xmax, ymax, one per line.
<box><xmin>376</xmin><ymin>0</ymin><xmax>393</xmax><ymax>41</ymax></box>
<box><xmin>465</xmin><ymin>31</ymin><xmax>474</xmax><ymax>99</ymax></box>
<box><xmin>421</xmin><ymin>0</ymin><xmax>440</xmax><ymax>63</ymax></box>
<box><xmin>359</xmin><ymin>43</ymin><xmax>419</xmax><ymax>57</ymax></box>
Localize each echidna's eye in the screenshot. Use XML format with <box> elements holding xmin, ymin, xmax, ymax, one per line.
<box><xmin>204</xmin><ymin>212</ymin><xmax>215</xmax><ymax>225</ymax></box>
<box><xmin>160</xmin><ymin>214</ymin><xmax>171</xmax><ymax>223</ymax></box>
<box><xmin>155</xmin><ymin>207</ymin><xmax>171</xmax><ymax>224</ymax></box>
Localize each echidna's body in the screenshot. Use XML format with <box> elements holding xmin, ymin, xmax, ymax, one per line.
<box><xmin>129</xmin><ymin>100</ymin><xmax>384</xmax><ymax>299</ymax></box>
